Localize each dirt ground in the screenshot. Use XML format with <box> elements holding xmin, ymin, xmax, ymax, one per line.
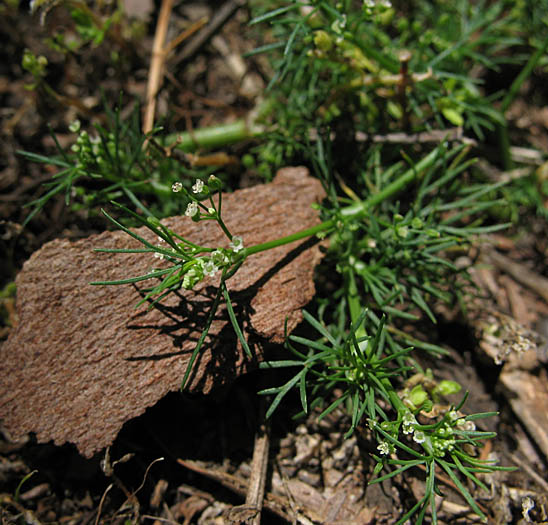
<box><xmin>1</xmin><ymin>2</ymin><xmax>548</xmax><ymax>524</ymax></box>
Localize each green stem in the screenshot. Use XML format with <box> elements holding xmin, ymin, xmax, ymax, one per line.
<box><xmin>216</xmin><ymin>216</ymin><xmax>233</xmax><ymax>241</ymax></box>
<box><xmin>167</xmin><ymin>118</ymin><xmax>265</xmax><ymax>153</ymax></box>
<box><xmin>340</xmin><ymin>146</ymin><xmax>445</xmax><ymax>220</ymax></box>
<box><xmin>242</xmin><ymin>219</ymin><xmax>336</xmax><ymax>257</ymax></box>
<box><xmin>165</xmin><ymin>99</ymin><xmax>275</xmax><ymax>153</ymax></box>
<box><xmin>345</xmin><ymin>266</ymin><xmax>363</xmax><ymax>330</ymax></box>
<box><xmin>497</xmin><ymin>123</ymin><xmax>513</xmax><ymax>172</ymax></box>
<box><xmin>241</xmin><ymin>145</ymin><xmax>445</xmax><ymax>258</ymax></box>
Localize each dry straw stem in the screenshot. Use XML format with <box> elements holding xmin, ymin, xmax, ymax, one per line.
<box><xmin>143</xmin><ymin>0</ymin><xmax>207</xmax><ymax>135</ymax></box>
<box><xmin>143</xmin><ymin>0</ymin><xmax>174</xmax><ymax>135</ymax></box>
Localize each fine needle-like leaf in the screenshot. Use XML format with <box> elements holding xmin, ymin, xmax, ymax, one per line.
<box><xmin>437</xmin><ymin>458</ymin><xmax>486</xmax><ymax>519</ymax></box>
<box><xmin>180</xmin><ymin>283</ymin><xmax>224</xmax><ymax>391</ymax></box>
<box><xmin>264</xmin><ymin>371</ymin><xmax>304</xmax><ymax>420</ymax></box>
<box><xmin>222</xmin><ymin>282</ymin><xmax>252</xmax><ymax>359</ymax></box>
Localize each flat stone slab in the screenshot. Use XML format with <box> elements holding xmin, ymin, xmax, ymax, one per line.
<box><xmin>0</xmin><ymin>167</ymin><xmax>325</xmax><ymax>458</ymax></box>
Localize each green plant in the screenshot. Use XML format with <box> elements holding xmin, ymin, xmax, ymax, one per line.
<box><xmin>22</xmin><ymin>0</ymin><xmax>547</xmax><ymax>521</ymax></box>
<box><xmin>86</xmin><ymin>136</ymin><xmax>509</xmax><ymax>522</ymax></box>
<box><xmin>244</xmin><ymin>0</ymin><xmax>527</xmax><ymax>178</ymax></box>
<box><xmin>261</xmin><ymin>311</ymin><xmax>512</xmax><ymax>523</ymax></box>
<box><xmin>19</xmin><ymin>102</ymin><xmax>219</xmax><ymax>226</ymax></box>
<box><xmin>30</xmin><ymin>0</ymin><xmax>126</xmax><ymax>51</ymax></box>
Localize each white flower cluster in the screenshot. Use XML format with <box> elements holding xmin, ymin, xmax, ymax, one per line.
<box><xmin>182</xmin><ymin>251</ymin><xmax>223</xmax><ymax>289</ymax></box>
<box><xmin>375</xmin><ymin>407</ymin><xmax>476</xmax><ymax>459</ymax></box>
<box><xmin>68</xmin><ymin>120</ymin><xmax>103</xmax><ymax>166</ymax></box>
<box><xmin>172</xmin><ymin>178</ymin><xmax>205</xmax><ymax>194</ymax></box>
<box><xmin>179</xmin><ymin>248</ymin><xmax>239</xmax><ymax>290</ymax></box>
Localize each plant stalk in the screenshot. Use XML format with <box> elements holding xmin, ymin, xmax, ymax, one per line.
<box><xmin>242</xmin><ymin>146</ymin><xmax>445</xmax><ymax>258</ymax></box>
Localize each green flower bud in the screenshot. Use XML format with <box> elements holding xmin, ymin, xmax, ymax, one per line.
<box><xmin>396</xmin><ymin>226</ymin><xmax>408</xmax><ymax>238</ymax></box>
<box><xmin>409</xmin><ymin>385</ymin><xmax>428</xmax><ymax>408</ymax></box>
<box><xmin>411</xmin><ymin>217</ymin><xmax>423</xmax><ymax>229</ymax></box>
<box><xmin>314</xmin><ymin>30</ymin><xmax>333</xmax><ymax>52</ymax></box>
<box><xmin>241</xmin><ymin>154</ymin><xmax>255</xmax><ymax>168</ymax></box>
<box><xmin>433</xmin><ymin>380</ymin><xmax>461</xmax><ymax>397</ymax></box>
<box><xmin>208</xmin><ymin>174</ymin><xmax>222</xmax><ymax>190</ymax></box>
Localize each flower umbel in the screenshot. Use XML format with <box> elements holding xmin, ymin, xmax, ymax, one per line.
<box><xmin>182</xmin><ymin>267</ymin><xmax>200</xmax><ymax>290</ymax></box>
<box><xmin>172</xmin><ymin>182</ymin><xmax>183</xmax><ymax>193</ymax></box>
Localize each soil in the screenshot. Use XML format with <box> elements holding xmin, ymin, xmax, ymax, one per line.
<box><xmin>1</xmin><ymin>2</ymin><xmax>547</xmax><ymax>524</ymax></box>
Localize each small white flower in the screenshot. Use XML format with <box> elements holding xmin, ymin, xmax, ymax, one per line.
<box><xmin>457</xmin><ymin>419</ymin><xmax>476</xmax><ymax>432</ymax></box>
<box><xmin>229</xmin><ymin>235</ymin><xmax>244</xmax><ymax>253</ymax></box>
<box><xmin>202</xmin><ymin>259</ymin><xmax>219</xmax><ymax>277</ymax></box>
<box><xmin>69</xmin><ymin>119</ymin><xmax>81</xmax><ymax>133</ymax></box>
<box><xmin>402</xmin><ymin>412</ymin><xmax>417</xmax><ymax>434</ymax></box>
<box><xmin>172</xmin><ymin>182</ymin><xmax>183</xmax><ymax>193</ymax></box>
<box><xmin>153</xmin><ymin>252</ymin><xmax>164</xmax><ymax>260</ymax></box>
<box><xmin>192</xmin><ymin>179</ymin><xmax>204</xmax><ymax>193</ymax></box>
<box><xmin>402</xmin><ymin>412</ymin><xmax>416</xmax><ymax>425</ymax></box>
<box><xmin>377</xmin><ymin>441</ymin><xmax>391</xmax><ymax>455</ymax></box>
<box><xmin>413</xmin><ymin>431</ymin><xmax>426</xmax><ymax>444</ymax></box>
<box><xmin>185</xmin><ymin>202</ymin><xmax>199</xmax><ymax>217</ymax></box>
<box><xmin>448</xmin><ymin>410</ymin><xmax>459</xmax><ymax>421</ymax></box>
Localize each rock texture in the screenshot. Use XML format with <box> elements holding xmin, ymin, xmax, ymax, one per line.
<box><xmin>0</xmin><ymin>167</ymin><xmax>325</xmax><ymax>458</ymax></box>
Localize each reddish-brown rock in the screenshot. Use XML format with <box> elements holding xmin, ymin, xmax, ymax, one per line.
<box><xmin>0</xmin><ymin>167</ymin><xmax>325</xmax><ymax>458</ymax></box>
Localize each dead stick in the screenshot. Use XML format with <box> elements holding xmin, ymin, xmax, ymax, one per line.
<box><xmin>176</xmin><ymin>459</ymin><xmax>295</xmax><ymax>522</ymax></box>
<box><xmin>143</xmin><ymin>0</ymin><xmax>174</xmax><ymax>135</ymax></box>
<box><xmin>174</xmin><ymin>0</ymin><xmax>246</xmax><ymax>64</ymax></box>
<box><xmin>164</xmin><ymin>17</ymin><xmax>208</xmax><ymax>57</ymax></box>
<box><xmin>244</xmin><ymin>401</ymin><xmax>270</xmax><ymax>525</ymax></box>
